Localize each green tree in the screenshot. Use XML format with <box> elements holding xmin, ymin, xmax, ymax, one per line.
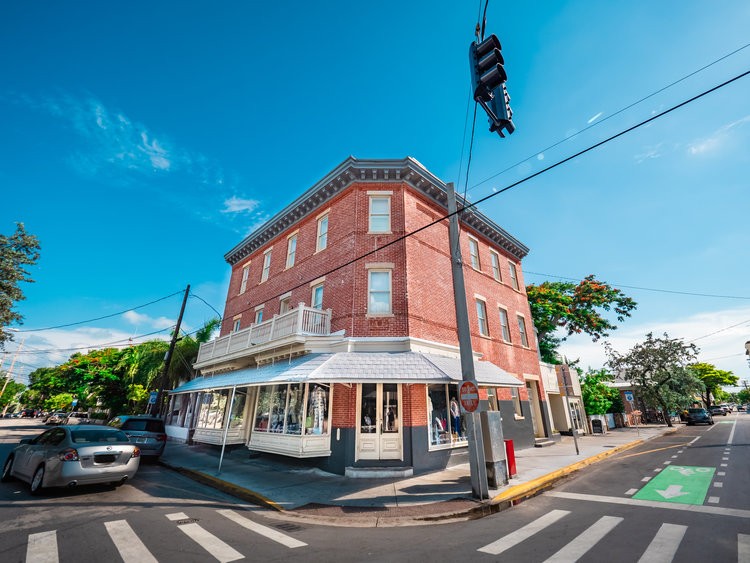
<box><xmin>0</xmin><ymin>379</ymin><xmax>25</xmax><ymax>410</ymax></box>
<box><xmin>580</xmin><ymin>368</ymin><xmax>615</xmax><ymax>415</ymax></box>
<box><xmin>0</xmin><ymin>223</ymin><xmax>41</xmax><ymax>348</ymax></box>
<box><xmin>689</xmin><ymin>362</ymin><xmax>738</xmax><ymax>407</ymax></box>
<box><xmin>606</xmin><ymin>333</ymin><xmax>705</xmax><ymax>427</ymax></box>
<box><xmin>527</xmin><ymin>275</ymin><xmax>637</xmax><ymax>363</ymax></box>
<box><xmin>737</xmin><ymin>388</ymin><xmax>750</xmax><ymax>405</ymax></box>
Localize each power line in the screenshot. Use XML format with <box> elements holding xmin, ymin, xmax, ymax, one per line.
<box><xmin>689</xmin><ymin>318</ymin><xmax>750</xmax><ymax>343</ymax></box>
<box><xmin>524</xmin><ymin>271</ymin><xmax>750</xmax><ymax>301</ymax></box>
<box><xmin>11</xmin><ymin>290</ymin><xmax>184</xmax><ymax>332</ymax></box>
<box><xmin>224</xmin><ymin>67</ymin><xmax>750</xmax><ymax>322</ymax></box>
<box><xmin>0</xmin><ymin>326</ymin><xmax>175</xmax><ymax>355</ymax></box>
<box><xmin>189</xmin><ymin>293</ymin><xmax>223</xmax><ymax>320</ymax></box>
<box><xmin>467</xmin><ymin>41</ymin><xmax>750</xmax><ymax>194</ymax></box>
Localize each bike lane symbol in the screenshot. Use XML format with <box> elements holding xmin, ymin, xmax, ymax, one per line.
<box><xmin>633</xmin><ymin>466</ymin><xmax>715</xmax><ymax>505</ymax></box>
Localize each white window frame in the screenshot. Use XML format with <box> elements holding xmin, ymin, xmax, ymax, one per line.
<box><xmin>316</xmin><ymin>212</ymin><xmax>329</xmax><ymax>252</ymax></box>
<box><xmin>366</xmin><ymin>264</ymin><xmax>393</xmax><ymax>316</ymax></box>
<box><xmin>511</xmin><ymin>387</ymin><xmax>524</xmax><ymax>418</ymax></box>
<box><xmin>508</xmin><ymin>261</ymin><xmax>519</xmax><ymax>290</ymax></box>
<box><xmin>475</xmin><ymin>298</ymin><xmax>489</xmax><ymax>337</ymax></box>
<box><xmin>311</xmin><ymin>282</ymin><xmax>324</xmax><ymax>310</ymax></box>
<box><xmin>279</xmin><ymin>292</ymin><xmax>292</xmax><ymax>315</ymax></box>
<box><xmin>254</xmin><ymin>305</ymin><xmax>264</xmax><ymax>324</ymax></box>
<box><xmin>232</xmin><ymin>315</ymin><xmax>242</xmax><ymax>333</ymax></box>
<box><xmin>490</xmin><ymin>250</ymin><xmax>502</xmax><ymax>282</ymax></box>
<box><xmin>498</xmin><ymin>307</ymin><xmax>511</xmax><ymax>343</ymax></box>
<box><xmin>517</xmin><ymin>314</ymin><xmax>529</xmax><ymax>347</ymax></box>
<box><xmin>368</xmin><ymin>192</ymin><xmax>391</xmax><ymax>234</ymax></box>
<box><xmin>468</xmin><ymin>237</ymin><xmax>481</xmax><ymax>270</ymax></box>
<box><xmin>261</xmin><ymin>248</ymin><xmax>272</xmax><ymax>283</ymax></box>
<box><xmin>239</xmin><ymin>262</ymin><xmax>250</xmax><ymax>294</ymax></box>
<box><xmin>286</xmin><ymin>232</ymin><xmax>298</xmax><ymax>269</ymax></box>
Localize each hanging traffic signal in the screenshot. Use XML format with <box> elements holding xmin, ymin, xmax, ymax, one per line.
<box><xmin>469</xmin><ymin>34</ymin><xmax>514</xmax><ymax>137</ymax></box>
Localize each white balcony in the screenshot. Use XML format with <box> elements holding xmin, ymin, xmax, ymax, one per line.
<box><xmin>195</xmin><ymin>303</ymin><xmax>332</xmax><ymax>370</ymax></box>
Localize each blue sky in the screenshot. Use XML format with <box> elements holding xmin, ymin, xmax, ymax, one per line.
<box><xmin>2</xmin><ymin>1</ymin><xmax>749</xmax><ymax>388</ymax></box>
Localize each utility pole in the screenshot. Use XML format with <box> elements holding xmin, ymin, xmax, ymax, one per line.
<box><xmin>0</xmin><ymin>337</ymin><xmax>24</xmax><ymax>417</ymax></box>
<box><xmin>446</xmin><ymin>183</ymin><xmax>489</xmax><ymax>499</ymax></box>
<box><xmin>559</xmin><ymin>364</ymin><xmax>580</xmax><ymax>455</ymax></box>
<box><xmin>151</xmin><ymin>284</ymin><xmax>190</xmax><ymax>417</ymax></box>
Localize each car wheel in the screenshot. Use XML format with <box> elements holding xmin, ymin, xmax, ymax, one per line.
<box><xmin>709</xmin><ymin>420</ymin><xmax>714</xmax><ymax>425</ymax></box>
<box><xmin>29</xmin><ymin>465</ymin><xmax>45</xmax><ymax>495</ymax></box>
<box><xmin>1</xmin><ymin>455</ymin><xmax>14</xmax><ymax>482</ymax></box>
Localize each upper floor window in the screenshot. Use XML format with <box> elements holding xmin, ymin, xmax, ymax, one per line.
<box><xmin>498</xmin><ymin>308</ymin><xmax>511</xmax><ymax>342</ymax></box>
<box><xmin>468</xmin><ymin>237</ymin><xmax>481</xmax><ymax>270</ymax></box>
<box><xmin>317</xmin><ymin>213</ymin><xmax>329</xmax><ymax>252</ymax></box>
<box><xmin>508</xmin><ymin>261</ymin><xmax>520</xmax><ymax>290</ymax></box>
<box><xmin>490</xmin><ymin>251</ymin><xmax>502</xmax><ymax>282</ymax></box>
<box><xmin>254</xmin><ymin>306</ymin><xmax>264</xmax><ymax>324</ymax></box>
<box><xmin>517</xmin><ymin>315</ymin><xmax>529</xmax><ymax>347</ymax></box>
<box><xmin>476</xmin><ymin>299</ymin><xmax>489</xmax><ymax>337</ymax></box>
<box><xmin>239</xmin><ymin>263</ymin><xmax>250</xmax><ymax>294</ymax></box>
<box><xmin>368</xmin><ymin>269</ymin><xmax>392</xmax><ymax>314</ymax></box>
<box><xmin>232</xmin><ymin>316</ymin><xmax>242</xmax><ymax>333</ymax></box>
<box><xmin>311</xmin><ymin>283</ymin><xmax>324</xmax><ymax>310</ymax></box>
<box><xmin>286</xmin><ymin>233</ymin><xmax>297</xmax><ymax>269</ymax></box>
<box><xmin>261</xmin><ymin>249</ymin><xmax>272</xmax><ymax>282</ymax></box>
<box><xmin>279</xmin><ymin>294</ymin><xmax>291</xmax><ymax>314</ymax></box>
<box><xmin>368</xmin><ymin>194</ymin><xmax>391</xmax><ymax>233</ymax></box>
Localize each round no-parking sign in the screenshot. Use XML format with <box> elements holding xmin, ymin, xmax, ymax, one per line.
<box><xmin>459</xmin><ymin>381</ymin><xmax>479</xmax><ymax>412</ymax></box>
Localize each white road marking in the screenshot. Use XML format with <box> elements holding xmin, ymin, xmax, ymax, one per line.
<box><xmin>707</xmin><ymin>497</ymin><xmax>720</xmax><ymax>504</ymax></box>
<box><xmin>663</xmin><ymin>461</ymin><xmax>672</xmax><ymax>465</ymax></box>
<box><xmin>177</xmin><ymin>522</ymin><xmax>244</xmax><ymax>562</ymax></box>
<box><xmin>477</xmin><ymin>509</ymin><xmax>570</xmax><ymax>555</ymax></box>
<box><xmin>654</xmin><ymin>468</ymin><xmax>662</xmax><ymax>472</ymax></box>
<box><xmin>718</xmin><ymin>472</ymin><xmax>726</xmax><ymax>476</ymax></box>
<box><xmin>217</xmin><ymin>509</ymin><xmax>307</xmax><ymax>548</ymax></box>
<box><xmin>677</xmin><ymin>450</ymin><xmax>684</xmax><ymax>454</ymax></box>
<box><xmin>721</xmin><ymin>463</ymin><xmax>728</xmax><ymax>467</ymax></box>
<box><xmin>727</xmin><ymin>419</ymin><xmax>737</xmax><ymax>445</ymax></box>
<box><xmin>104</xmin><ymin>520</ymin><xmax>158</xmax><ymax>563</ymax></box>
<box><xmin>546</xmin><ymin>491</ymin><xmax>750</xmax><ymax>519</ymax></box>
<box><xmin>544</xmin><ymin>515</ymin><xmax>622</xmax><ymax>562</ymax></box>
<box><xmin>670</xmin><ymin>455</ymin><xmax>678</xmax><ymax>459</ymax></box>
<box><xmin>166</xmin><ymin>512</ymin><xmax>190</xmax><ymax>521</ymax></box>
<box><xmin>637</xmin><ymin>523</ymin><xmax>687</xmax><ymax>563</ymax></box>
<box><xmin>689</xmin><ymin>436</ymin><xmax>701</xmax><ymax>444</ymax></box>
<box><xmin>26</xmin><ymin>530</ymin><xmax>58</xmax><ymax>563</ymax></box>
<box><xmin>714</xmin><ymin>482</ymin><xmax>723</xmax><ymax>488</ymax></box>
<box><xmin>739</xmin><ymin>534</ymin><xmax>750</xmax><ymax>562</ymax></box>
<box><xmin>722</xmin><ymin>457</ymin><xmax>729</xmax><ymax>461</ymax></box>
<box><xmin>641</xmin><ymin>477</ymin><xmax>652</xmax><ymax>482</ymax></box>
<box><xmin>625</xmin><ymin>488</ymin><xmax>639</xmax><ymax>495</ymax></box>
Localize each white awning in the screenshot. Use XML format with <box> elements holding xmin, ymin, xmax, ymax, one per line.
<box><xmin>171</xmin><ymin>351</ymin><xmax>522</xmax><ymax>394</ymax></box>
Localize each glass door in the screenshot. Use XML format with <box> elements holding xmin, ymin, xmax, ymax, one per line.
<box><xmin>357</xmin><ymin>383</ymin><xmax>402</xmax><ymax>460</ymax></box>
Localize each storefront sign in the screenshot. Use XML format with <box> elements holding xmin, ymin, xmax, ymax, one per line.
<box><xmin>459</xmin><ymin>381</ymin><xmax>479</xmax><ymax>412</ymax></box>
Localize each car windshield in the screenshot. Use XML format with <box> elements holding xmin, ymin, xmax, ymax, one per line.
<box><xmin>122</xmin><ymin>419</ymin><xmax>164</xmax><ymax>432</ymax></box>
<box><xmin>70</xmin><ymin>429</ymin><xmax>129</xmax><ymax>443</ymax></box>
<box><xmin>688</xmin><ymin>408</ymin><xmax>704</xmax><ymax>413</ymax></box>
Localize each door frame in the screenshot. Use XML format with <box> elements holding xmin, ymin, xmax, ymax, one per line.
<box><xmin>355</xmin><ymin>383</ymin><xmax>403</xmax><ymax>461</ymax></box>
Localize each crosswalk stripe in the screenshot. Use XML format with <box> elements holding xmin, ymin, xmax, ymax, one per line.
<box><xmin>637</xmin><ymin>523</ymin><xmax>687</xmax><ymax>563</ymax></box>
<box><xmin>739</xmin><ymin>534</ymin><xmax>750</xmax><ymax>563</ymax></box>
<box><xmin>544</xmin><ymin>515</ymin><xmax>623</xmax><ymax>562</ymax></box>
<box><xmin>177</xmin><ymin>522</ymin><xmax>244</xmax><ymax>562</ymax></box>
<box><xmin>104</xmin><ymin>520</ymin><xmax>158</xmax><ymax>563</ymax></box>
<box><xmin>217</xmin><ymin>509</ymin><xmax>307</xmax><ymax>548</ymax></box>
<box><xmin>26</xmin><ymin>530</ymin><xmax>58</xmax><ymax>563</ymax></box>
<box><xmin>477</xmin><ymin>509</ymin><xmax>570</xmax><ymax>555</ymax></box>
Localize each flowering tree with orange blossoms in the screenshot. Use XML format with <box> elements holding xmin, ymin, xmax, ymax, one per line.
<box><xmin>526</xmin><ymin>274</ymin><xmax>637</xmax><ymax>363</ymax></box>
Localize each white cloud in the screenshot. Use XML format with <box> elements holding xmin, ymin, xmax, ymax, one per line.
<box><xmin>635</xmin><ymin>143</ymin><xmax>663</xmax><ymax>163</ymax></box>
<box><xmin>558</xmin><ymin>306</ymin><xmax>750</xmax><ymax>385</ymax></box>
<box><xmin>222</xmin><ymin>196</ymin><xmax>260</xmax><ymax>214</ymax></box>
<box><xmin>688</xmin><ymin>115</ymin><xmax>750</xmax><ymax>156</ymax></box>
<box><xmin>587</xmin><ymin>112</ymin><xmax>603</xmax><ymax>124</ymax></box>
<box><xmin>123</xmin><ymin>310</ymin><xmax>174</xmax><ymax>330</ymax></box>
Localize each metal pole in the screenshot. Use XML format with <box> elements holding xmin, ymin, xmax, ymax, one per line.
<box><xmin>152</xmin><ymin>284</ymin><xmax>190</xmax><ymax>416</ymax></box>
<box><xmin>218</xmin><ymin>386</ymin><xmax>237</xmax><ymax>474</ymax></box>
<box><xmin>560</xmin><ymin>364</ymin><xmax>579</xmax><ymax>455</ymax></box>
<box><xmin>0</xmin><ymin>338</ymin><xmax>25</xmax><ymax>416</ymax></box>
<box><xmin>446</xmin><ymin>182</ymin><xmax>488</xmax><ymax>500</ymax></box>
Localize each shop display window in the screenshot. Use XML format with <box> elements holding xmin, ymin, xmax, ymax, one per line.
<box><xmin>427</xmin><ymin>384</ymin><xmax>467</xmax><ymax>448</ymax></box>
<box><xmin>197</xmin><ymin>389</ymin><xmax>247</xmax><ymax>431</ymax></box>
<box><xmin>253</xmin><ymin>383</ymin><xmax>329</xmax><ymax>436</ymax></box>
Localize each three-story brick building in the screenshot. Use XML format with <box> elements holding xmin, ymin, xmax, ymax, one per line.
<box><xmin>170</xmin><ymin>157</ymin><xmax>551</xmax><ymax>475</ymax></box>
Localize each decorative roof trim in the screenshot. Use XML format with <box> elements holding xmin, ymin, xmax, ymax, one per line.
<box><xmin>224</xmin><ymin>156</ymin><xmax>529</xmax><ymax>265</ymax></box>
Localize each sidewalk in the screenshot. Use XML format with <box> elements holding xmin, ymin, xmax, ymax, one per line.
<box><xmin>158</xmin><ymin>425</ymin><xmax>675</xmax><ymax>526</ymax></box>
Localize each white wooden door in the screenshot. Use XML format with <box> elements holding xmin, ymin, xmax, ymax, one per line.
<box><xmin>356</xmin><ymin>383</ymin><xmax>402</xmax><ymax>461</ymax></box>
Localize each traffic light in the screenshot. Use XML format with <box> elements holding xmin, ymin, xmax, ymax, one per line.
<box><xmin>469</xmin><ymin>34</ymin><xmax>514</xmax><ymax>137</ymax></box>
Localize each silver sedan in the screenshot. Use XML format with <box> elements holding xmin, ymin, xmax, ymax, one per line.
<box><xmin>1</xmin><ymin>425</ymin><xmax>141</xmax><ymax>494</ymax></box>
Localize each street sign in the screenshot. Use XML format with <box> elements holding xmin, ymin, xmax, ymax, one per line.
<box><xmin>148</xmin><ymin>391</ymin><xmax>158</xmax><ymax>405</ymax></box>
<box><xmin>459</xmin><ymin>381</ymin><xmax>480</xmax><ymax>413</ymax></box>
<box><xmin>624</xmin><ymin>391</ymin><xmax>634</xmax><ymax>402</ymax></box>
<box><xmin>71</xmin><ymin>398</ymin><xmax>78</xmax><ymax>407</ymax></box>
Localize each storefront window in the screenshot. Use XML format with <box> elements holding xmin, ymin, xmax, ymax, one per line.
<box><xmin>198</xmin><ymin>391</ymin><xmax>227</xmax><ymax>430</ymax></box>
<box><xmin>427</xmin><ymin>384</ymin><xmax>467</xmax><ymax>448</ymax></box>
<box><xmin>229</xmin><ymin>390</ymin><xmax>247</xmax><ymax>428</ymax></box>
<box><xmin>253</xmin><ymin>383</ymin><xmax>330</xmax><ymax>436</ymax></box>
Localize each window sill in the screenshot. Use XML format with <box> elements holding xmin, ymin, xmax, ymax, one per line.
<box><xmin>368</xmin><ymin>231</ymin><xmax>392</xmax><ymax>235</ymax></box>
<box><xmin>366</xmin><ymin>313</ymin><xmax>394</xmax><ymax>318</ymax></box>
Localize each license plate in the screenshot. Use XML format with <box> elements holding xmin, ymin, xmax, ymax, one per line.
<box><xmin>94</xmin><ymin>454</ymin><xmax>117</xmax><ymax>464</ymax></box>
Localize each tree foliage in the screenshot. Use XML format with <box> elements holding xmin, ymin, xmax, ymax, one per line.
<box><xmin>606</xmin><ymin>333</ymin><xmax>704</xmax><ymax>427</ymax></box>
<box><xmin>0</xmin><ymin>222</ymin><xmax>41</xmax><ymax>348</ymax></box>
<box><xmin>0</xmin><ymin>378</ymin><xmax>26</xmax><ymax>409</ymax></box>
<box><xmin>579</xmin><ymin>368</ymin><xmax>616</xmax><ymax>415</ymax></box>
<box><xmin>689</xmin><ymin>362</ymin><xmax>738</xmax><ymax>407</ymax></box>
<box><xmin>526</xmin><ymin>275</ymin><xmax>637</xmax><ymax>363</ymax></box>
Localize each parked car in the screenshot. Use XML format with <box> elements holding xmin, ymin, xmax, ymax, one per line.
<box><xmin>686</xmin><ymin>408</ymin><xmax>714</xmax><ymax>425</ymax></box>
<box><xmin>45</xmin><ymin>412</ymin><xmax>69</xmax><ymax>425</ymax></box>
<box><xmin>107</xmin><ymin>415</ymin><xmax>167</xmax><ymax>458</ymax></box>
<box><xmin>20</xmin><ymin>409</ymin><xmax>37</xmax><ymax>418</ymax></box>
<box><xmin>63</xmin><ymin>412</ymin><xmax>89</xmax><ymax>425</ymax></box>
<box><xmin>1</xmin><ymin>426</ymin><xmax>141</xmax><ymax>494</ymax></box>
<box><xmin>709</xmin><ymin>405</ymin><xmax>726</xmax><ymax>416</ymax></box>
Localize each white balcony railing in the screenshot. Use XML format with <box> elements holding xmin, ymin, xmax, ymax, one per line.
<box><xmin>196</xmin><ymin>303</ymin><xmax>332</xmax><ymax>365</ymax></box>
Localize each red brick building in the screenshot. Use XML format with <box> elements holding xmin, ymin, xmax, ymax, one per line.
<box><xmin>171</xmin><ymin>157</ymin><xmax>550</xmax><ymax>475</ymax></box>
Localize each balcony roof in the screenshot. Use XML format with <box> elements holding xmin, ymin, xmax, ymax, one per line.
<box><xmin>224</xmin><ymin>156</ymin><xmax>529</xmax><ymax>265</ymax></box>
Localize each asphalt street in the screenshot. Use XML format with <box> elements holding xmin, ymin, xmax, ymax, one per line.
<box><xmin>1</xmin><ymin>414</ymin><xmax>748</xmax><ymax>562</ymax></box>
